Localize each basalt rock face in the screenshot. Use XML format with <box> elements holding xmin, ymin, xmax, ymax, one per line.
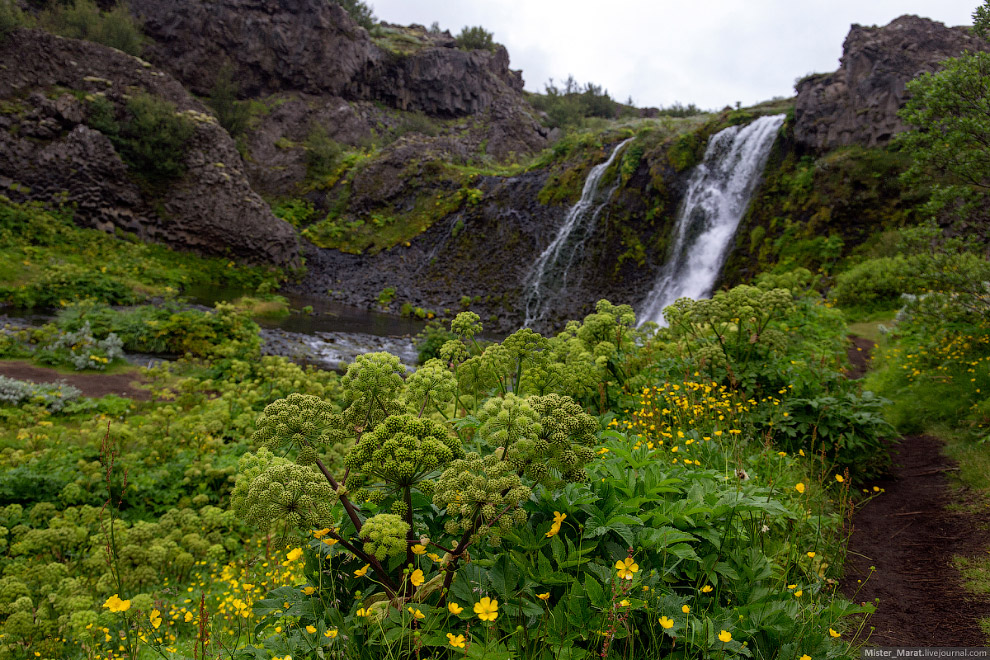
<box><xmin>129</xmin><ymin>0</ymin><xmax>377</xmax><ymax>99</ymax></box>
<box><xmin>794</xmin><ymin>15</ymin><xmax>988</xmax><ymax>151</ymax></box>
<box><xmin>0</xmin><ymin>29</ymin><xmax>299</xmax><ymax>266</ymax></box>
<box><xmin>130</xmin><ymin>0</ymin><xmax>529</xmax><ymax>120</ymax></box>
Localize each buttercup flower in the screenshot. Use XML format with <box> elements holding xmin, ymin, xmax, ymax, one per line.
<box><xmin>149</xmin><ymin>609</ymin><xmax>162</xmax><ymax>629</ymax></box>
<box><xmin>800</xmin><ymin>656</ymin><xmax>811</xmax><ymax>660</ymax></box>
<box><xmin>835</xmin><ymin>475</ymin><xmax>844</xmax><ymax>483</ymax></box>
<box><xmin>448</xmin><ymin>602</ymin><xmax>464</xmax><ymax>615</ymax></box>
<box><xmin>537</xmin><ymin>592</ymin><xmax>550</xmax><ymax>601</ymax></box>
<box><xmin>659</xmin><ymin>616</ymin><xmax>674</xmax><ymax>629</ymax></box>
<box><xmin>701</xmin><ymin>585</ymin><xmax>713</xmax><ymax>593</ymax></box>
<box><xmin>306</xmin><ymin>625</ymin><xmax>317</xmax><ymax>634</ymax></box>
<box><xmin>474</xmin><ymin>597</ymin><xmax>499</xmax><ymax>622</ymax></box>
<box><xmin>102</xmin><ymin>594</ymin><xmax>131</xmax><ymax>613</ymax></box>
<box><xmin>325</xmin><ymin>629</ymin><xmax>338</xmax><ymax>639</ymax></box>
<box><xmin>447</xmin><ymin>633</ymin><xmax>466</xmax><ymax>648</ymax></box>
<box><xmin>354</xmin><ymin>564</ymin><xmax>370</xmax><ymax>578</ymax></box>
<box><xmin>410</xmin><ymin>569</ymin><xmax>425</xmax><ymax>587</ymax></box>
<box><xmin>407</xmin><ymin>607</ymin><xmax>425</xmax><ymax>620</ymax></box>
<box><xmin>795</xmin><ymin>482</ymin><xmax>806</xmax><ymax>494</ymax></box>
<box><xmin>615</xmin><ymin>557</ymin><xmax>639</xmax><ymax>580</ymax></box>
<box><xmin>286</xmin><ymin>548</ymin><xmax>303</xmax><ymax>562</ymax></box>
<box><xmin>718</xmin><ymin>630</ymin><xmax>732</xmax><ymax>643</ymax></box>
<box><xmin>411</xmin><ymin>544</ymin><xmax>427</xmax><ymax>555</ymax></box>
<box><xmin>681</xmin><ymin>605</ymin><xmax>690</xmax><ymax>614</ymax></box>
<box><xmin>807</xmin><ymin>552</ymin><xmax>816</xmax><ymax>558</ymax></box>
<box><xmin>829</xmin><ymin>628</ymin><xmax>841</xmax><ymax>638</ymax></box>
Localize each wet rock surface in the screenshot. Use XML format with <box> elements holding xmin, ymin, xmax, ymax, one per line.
<box><xmin>794</xmin><ymin>15</ymin><xmax>989</xmax><ymax>151</ymax></box>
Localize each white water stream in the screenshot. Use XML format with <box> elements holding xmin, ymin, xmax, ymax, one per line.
<box><xmin>638</xmin><ymin>114</ymin><xmax>786</xmax><ymax>326</ymax></box>
<box><xmin>522</xmin><ymin>138</ymin><xmax>632</xmax><ymax>327</ymax></box>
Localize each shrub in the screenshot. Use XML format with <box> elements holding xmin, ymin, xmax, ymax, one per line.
<box><xmin>455</xmin><ymin>25</ymin><xmax>496</xmax><ymax>52</ymax></box>
<box><xmin>40</xmin><ymin>0</ymin><xmax>143</xmax><ymax>56</ymax></box>
<box><xmin>332</xmin><ymin>0</ymin><xmax>375</xmax><ymax>30</ymax></box>
<box><xmin>35</xmin><ymin>321</ymin><xmax>124</xmax><ymax>370</ymax></box>
<box><xmin>830</xmin><ymin>255</ymin><xmax>922</xmax><ymax>312</ymax></box>
<box><xmin>304</xmin><ymin>126</ymin><xmax>342</xmax><ymax>181</ymax></box>
<box><xmin>116</xmin><ymin>94</ymin><xmax>195</xmax><ymax>184</ymax></box>
<box><xmin>0</xmin><ymin>375</ymin><xmax>82</xmax><ymax>411</ymax></box>
<box><xmin>0</xmin><ymin>0</ymin><xmax>26</xmax><ymax>43</ymax></box>
<box><xmin>207</xmin><ymin>63</ymin><xmax>250</xmax><ymax>137</ymax></box>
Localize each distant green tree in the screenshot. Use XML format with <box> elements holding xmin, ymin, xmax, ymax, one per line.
<box><xmin>455</xmin><ymin>25</ymin><xmax>496</xmax><ymax>52</ymax></box>
<box><xmin>40</xmin><ymin>0</ymin><xmax>143</xmax><ymax>56</ymax></box>
<box><xmin>208</xmin><ymin>63</ymin><xmax>250</xmax><ymax>137</ymax></box>
<box><xmin>897</xmin><ymin>0</ymin><xmax>990</xmax><ymax>221</ymax></box>
<box><xmin>332</xmin><ymin>0</ymin><xmax>375</xmax><ymax>30</ymax></box>
<box><xmin>0</xmin><ymin>0</ymin><xmax>27</xmax><ymax>43</ymax></box>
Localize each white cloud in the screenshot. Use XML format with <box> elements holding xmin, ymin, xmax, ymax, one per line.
<box><xmin>367</xmin><ymin>0</ymin><xmax>978</xmax><ymax>108</ymax></box>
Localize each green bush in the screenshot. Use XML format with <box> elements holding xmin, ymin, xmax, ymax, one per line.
<box><xmin>304</xmin><ymin>126</ymin><xmax>342</xmax><ymax>181</ymax></box>
<box><xmin>208</xmin><ymin>63</ymin><xmax>250</xmax><ymax>137</ymax></box>
<box><xmin>117</xmin><ymin>94</ymin><xmax>195</xmax><ymax>184</ymax></box>
<box><xmin>455</xmin><ymin>25</ymin><xmax>496</xmax><ymax>52</ymax></box>
<box><xmin>0</xmin><ymin>0</ymin><xmax>26</xmax><ymax>43</ymax></box>
<box><xmin>333</xmin><ymin>0</ymin><xmax>375</xmax><ymax>30</ymax></box>
<box><xmin>830</xmin><ymin>255</ymin><xmax>922</xmax><ymax>312</ymax></box>
<box><xmin>41</xmin><ymin>0</ymin><xmax>143</xmax><ymax>56</ymax></box>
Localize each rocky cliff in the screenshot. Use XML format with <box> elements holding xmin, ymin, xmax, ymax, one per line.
<box><xmin>0</xmin><ymin>29</ymin><xmax>299</xmax><ymax>266</ymax></box>
<box><xmin>794</xmin><ymin>15</ymin><xmax>987</xmax><ymax>151</ymax></box>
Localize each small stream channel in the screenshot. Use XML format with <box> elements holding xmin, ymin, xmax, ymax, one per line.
<box><xmin>2</xmin><ymin>288</ymin><xmax>428</xmax><ymax>372</ymax></box>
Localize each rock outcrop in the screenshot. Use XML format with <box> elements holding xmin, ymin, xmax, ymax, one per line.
<box><xmin>0</xmin><ymin>29</ymin><xmax>299</xmax><ymax>266</ymax></box>
<box><xmin>129</xmin><ymin>0</ymin><xmax>529</xmax><ymax>119</ymax></box>
<box><xmin>794</xmin><ymin>15</ymin><xmax>988</xmax><ymax>151</ymax></box>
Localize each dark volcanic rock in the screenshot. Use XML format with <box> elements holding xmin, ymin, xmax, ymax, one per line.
<box><xmin>130</xmin><ymin>0</ymin><xmax>377</xmax><ymax>98</ymax></box>
<box><xmin>131</xmin><ymin>0</ymin><xmax>531</xmax><ymax>119</ymax></box>
<box><xmin>0</xmin><ymin>29</ymin><xmax>299</xmax><ymax>266</ymax></box>
<box><xmin>794</xmin><ymin>15</ymin><xmax>989</xmax><ymax>151</ymax></box>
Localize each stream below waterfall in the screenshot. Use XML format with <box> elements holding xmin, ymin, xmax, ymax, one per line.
<box><xmin>1</xmin><ymin>288</ymin><xmax>427</xmax><ymax>372</ymax></box>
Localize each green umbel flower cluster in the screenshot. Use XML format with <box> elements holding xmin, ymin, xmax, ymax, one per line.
<box><xmin>360</xmin><ymin>513</ymin><xmax>411</xmax><ymax>560</ymax></box>
<box><xmin>527</xmin><ymin>394</ymin><xmax>597</xmax><ymax>485</ymax></box>
<box><xmin>476</xmin><ymin>394</ymin><xmax>542</xmax><ymax>452</ymax></box>
<box><xmin>450</xmin><ymin>311</ymin><xmax>482</xmax><ymax>339</ymax></box>
<box><xmin>433</xmin><ymin>452</ymin><xmax>530</xmax><ymax>546</ymax></box>
<box><xmin>404</xmin><ymin>359</ymin><xmax>457</xmax><ymax>412</ymax></box>
<box><xmin>346</xmin><ymin>414</ymin><xmax>464</xmax><ymax>491</ymax></box>
<box><xmin>252</xmin><ymin>393</ymin><xmax>346</xmax><ymax>451</ymax></box>
<box><xmin>340</xmin><ymin>352</ymin><xmax>406</xmax><ymax>431</ymax></box>
<box><xmin>232</xmin><ymin>448</ymin><xmax>337</xmax><ymax>531</ymax></box>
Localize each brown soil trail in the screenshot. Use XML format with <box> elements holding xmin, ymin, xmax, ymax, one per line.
<box><xmin>840</xmin><ymin>338</ymin><xmax>990</xmax><ymax>646</ymax></box>
<box><xmin>0</xmin><ymin>360</ymin><xmax>150</xmax><ymax>400</ymax></box>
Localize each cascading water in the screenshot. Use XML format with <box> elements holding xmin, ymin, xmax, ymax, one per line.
<box><xmin>638</xmin><ymin>114</ymin><xmax>785</xmax><ymax>326</ymax></box>
<box><xmin>523</xmin><ymin>138</ymin><xmax>632</xmax><ymax>327</ymax></box>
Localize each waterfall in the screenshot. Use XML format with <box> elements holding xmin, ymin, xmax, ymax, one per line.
<box><xmin>523</xmin><ymin>138</ymin><xmax>632</xmax><ymax>327</ymax></box>
<box><xmin>638</xmin><ymin>114</ymin><xmax>785</xmax><ymax>326</ymax></box>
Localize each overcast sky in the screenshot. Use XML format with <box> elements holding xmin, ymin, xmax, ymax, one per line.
<box><xmin>369</xmin><ymin>1</ymin><xmax>978</xmax><ymax>109</ymax></box>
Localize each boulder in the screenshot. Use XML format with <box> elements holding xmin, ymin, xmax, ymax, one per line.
<box><xmin>794</xmin><ymin>15</ymin><xmax>989</xmax><ymax>151</ymax></box>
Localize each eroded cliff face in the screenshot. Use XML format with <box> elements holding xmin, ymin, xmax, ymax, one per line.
<box><xmin>794</xmin><ymin>15</ymin><xmax>988</xmax><ymax>151</ymax></box>
<box><xmin>0</xmin><ymin>29</ymin><xmax>299</xmax><ymax>266</ymax></box>
<box><xmin>128</xmin><ymin>0</ymin><xmax>546</xmax><ymax>197</ymax></box>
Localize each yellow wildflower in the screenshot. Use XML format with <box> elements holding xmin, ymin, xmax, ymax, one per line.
<box><xmin>474</xmin><ymin>597</ymin><xmax>498</xmax><ymax>622</ymax></box>
<box><xmin>102</xmin><ymin>595</ymin><xmax>131</xmax><ymax>613</ymax></box>
<box><xmin>306</xmin><ymin>625</ymin><xmax>316</xmax><ymax>634</ymax></box>
<box><xmin>537</xmin><ymin>592</ymin><xmax>550</xmax><ymax>601</ymax></box>
<box><xmin>701</xmin><ymin>585</ymin><xmax>713</xmax><ymax>593</ymax></box>
<box><xmin>795</xmin><ymin>482</ymin><xmax>806</xmax><ymax>494</ymax></box>
<box><xmin>615</xmin><ymin>557</ymin><xmax>639</xmax><ymax>580</ymax></box>
<box><xmin>411</xmin><ymin>544</ymin><xmax>427</xmax><ymax>555</ymax></box>
<box><xmin>324</xmin><ymin>629</ymin><xmax>338</xmax><ymax>639</ymax></box>
<box><xmin>410</xmin><ymin>569</ymin><xmax>425</xmax><ymax>587</ymax></box>
<box><xmin>659</xmin><ymin>615</ymin><xmax>674</xmax><ymax>629</ymax></box>
<box><xmin>354</xmin><ymin>564</ymin><xmax>370</xmax><ymax>578</ymax></box>
<box><xmin>447</xmin><ymin>633</ymin><xmax>466</xmax><ymax>648</ymax></box>
<box><xmin>286</xmin><ymin>548</ymin><xmax>303</xmax><ymax>562</ymax></box>
<box><xmin>149</xmin><ymin>609</ymin><xmax>162</xmax><ymax>629</ymax></box>
<box><xmin>718</xmin><ymin>630</ymin><xmax>732</xmax><ymax>643</ymax></box>
<box><xmin>407</xmin><ymin>607</ymin><xmax>425</xmax><ymax>620</ymax></box>
<box><xmin>829</xmin><ymin>628</ymin><xmax>841</xmax><ymax>638</ymax></box>
<box><xmin>448</xmin><ymin>602</ymin><xmax>464</xmax><ymax>615</ymax></box>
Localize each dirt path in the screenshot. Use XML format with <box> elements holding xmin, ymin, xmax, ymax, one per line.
<box><xmin>840</xmin><ymin>338</ymin><xmax>990</xmax><ymax>646</ymax></box>
<box><xmin>0</xmin><ymin>360</ymin><xmax>150</xmax><ymax>400</ymax></box>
